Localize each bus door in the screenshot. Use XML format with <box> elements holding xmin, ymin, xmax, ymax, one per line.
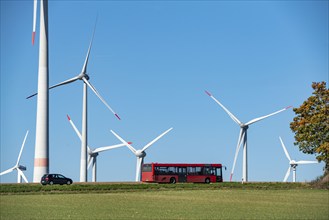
<box><xmin>216</xmin><ymin>167</ymin><xmax>223</xmax><ymax>182</ymax></box>
<box><xmin>178</xmin><ymin>167</ymin><xmax>187</xmax><ymax>182</ymax></box>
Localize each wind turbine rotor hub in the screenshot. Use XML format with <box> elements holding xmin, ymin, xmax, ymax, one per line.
<box><xmin>78</xmin><ymin>73</ymin><xmax>89</xmax><ymax>80</ymax></box>
<box><xmin>136</xmin><ymin>150</ymin><xmax>146</xmax><ymax>158</ymax></box>
<box><xmin>289</xmin><ymin>160</ymin><xmax>296</xmax><ymax>164</ymax></box>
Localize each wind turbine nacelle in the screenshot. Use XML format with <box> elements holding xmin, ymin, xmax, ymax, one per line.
<box><xmin>18</xmin><ymin>165</ymin><xmax>26</xmax><ymax>171</ymax></box>
<box><xmin>136</xmin><ymin>150</ymin><xmax>146</xmax><ymax>158</ymax></box>
<box><xmin>90</xmin><ymin>152</ymin><xmax>99</xmax><ymax>157</ymax></box>
<box><xmin>289</xmin><ymin>161</ymin><xmax>298</xmax><ymax>168</ymax></box>
<box><xmin>241</xmin><ymin>124</ymin><xmax>249</xmax><ymax>129</ymax></box>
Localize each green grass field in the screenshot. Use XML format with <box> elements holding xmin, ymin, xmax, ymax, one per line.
<box><xmin>1</xmin><ymin>183</ymin><xmax>328</xmax><ymax>219</ymax></box>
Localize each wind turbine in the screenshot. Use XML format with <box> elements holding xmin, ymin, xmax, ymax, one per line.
<box><xmin>32</xmin><ymin>0</ymin><xmax>50</xmax><ymax>182</ymax></box>
<box><xmin>279</xmin><ymin>137</ymin><xmax>318</xmax><ymax>182</ymax></box>
<box><xmin>67</xmin><ymin>115</ymin><xmax>128</xmax><ymax>182</ymax></box>
<box><xmin>205</xmin><ymin>90</ymin><xmax>291</xmax><ymax>183</ymax></box>
<box><xmin>0</xmin><ymin>131</ymin><xmax>29</xmax><ymax>183</ymax></box>
<box><xmin>110</xmin><ymin>128</ymin><xmax>173</xmax><ymax>182</ymax></box>
<box><xmin>27</xmin><ymin>19</ymin><xmax>121</xmax><ymax>182</ymax></box>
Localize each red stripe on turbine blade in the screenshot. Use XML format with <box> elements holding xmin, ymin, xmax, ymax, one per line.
<box><xmin>205</xmin><ymin>90</ymin><xmax>212</xmax><ymax>96</ymax></box>
<box><xmin>67</xmin><ymin>115</ymin><xmax>71</xmax><ymax>121</ymax></box>
<box><xmin>115</xmin><ymin>114</ymin><xmax>121</xmax><ymax>120</ymax></box>
<box><xmin>32</xmin><ymin>32</ymin><xmax>36</xmax><ymax>45</ymax></box>
<box><xmin>127</xmin><ymin>142</ymin><xmax>132</xmax><ymax>144</ymax></box>
<box><xmin>285</xmin><ymin>106</ymin><xmax>293</xmax><ymax>110</ymax></box>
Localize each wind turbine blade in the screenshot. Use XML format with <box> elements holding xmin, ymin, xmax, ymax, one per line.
<box><xmin>26</xmin><ymin>76</ymin><xmax>80</xmax><ymax>99</ymax></box>
<box><xmin>245</xmin><ymin>106</ymin><xmax>292</xmax><ymax>126</ymax></box>
<box><xmin>295</xmin><ymin>160</ymin><xmax>319</xmax><ymax>165</ymax></box>
<box><xmin>67</xmin><ymin>115</ymin><xmax>82</xmax><ymax>140</ymax></box>
<box><xmin>110</xmin><ymin>130</ymin><xmax>137</xmax><ymax>154</ymax></box>
<box><xmin>141</xmin><ymin>128</ymin><xmax>173</xmax><ymax>152</ymax></box>
<box><xmin>83</xmin><ymin>78</ymin><xmax>120</xmax><ymax>120</ymax></box>
<box><xmin>16</xmin><ymin>130</ymin><xmax>29</xmax><ymax>166</ymax></box>
<box><xmin>32</xmin><ymin>0</ymin><xmax>37</xmax><ymax>45</ymax></box>
<box><xmin>67</xmin><ymin>115</ymin><xmax>93</xmax><ymax>154</ymax></box>
<box><xmin>230</xmin><ymin>129</ymin><xmax>245</xmax><ymax>181</ymax></box>
<box><xmin>205</xmin><ymin>91</ymin><xmax>242</xmax><ymax>126</ymax></box>
<box><xmin>49</xmin><ymin>76</ymin><xmax>80</xmax><ymax>90</ymax></box>
<box><xmin>279</xmin><ymin>137</ymin><xmax>292</xmax><ymax>162</ymax></box>
<box><xmin>81</xmin><ymin>17</ymin><xmax>97</xmax><ymax>74</ymax></box>
<box><xmin>283</xmin><ymin>167</ymin><xmax>291</xmax><ymax>182</ymax></box>
<box><xmin>18</xmin><ymin>169</ymin><xmax>28</xmax><ymax>183</ymax></box>
<box><xmin>87</xmin><ymin>156</ymin><xmax>93</xmax><ymax>169</ymax></box>
<box><xmin>87</xmin><ymin>146</ymin><xmax>93</xmax><ymax>155</ymax></box>
<box><xmin>26</xmin><ymin>92</ymin><xmax>38</xmax><ymax>99</ymax></box>
<box><xmin>0</xmin><ymin>167</ymin><xmax>15</xmax><ymax>176</ymax></box>
<box><xmin>93</xmin><ymin>143</ymin><xmax>129</xmax><ymax>154</ymax></box>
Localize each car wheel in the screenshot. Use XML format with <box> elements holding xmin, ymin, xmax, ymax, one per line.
<box><xmin>49</xmin><ymin>181</ymin><xmax>54</xmax><ymax>185</ymax></box>
<box><xmin>170</xmin><ymin>177</ymin><xmax>176</xmax><ymax>184</ymax></box>
<box><xmin>205</xmin><ymin>178</ymin><xmax>210</xmax><ymax>184</ymax></box>
<box><xmin>67</xmin><ymin>180</ymin><xmax>72</xmax><ymax>185</ymax></box>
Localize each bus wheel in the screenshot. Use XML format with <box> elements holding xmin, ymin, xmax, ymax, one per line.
<box><xmin>205</xmin><ymin>178</ymin><xmax>210</xmax><ymax>184</ymax></box>
<box><xmin>170</xmin><ymin>177</ymin><xmax>176</xmax><ymax>184</ymax></box>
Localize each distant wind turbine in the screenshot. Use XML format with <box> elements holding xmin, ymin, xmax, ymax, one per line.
<box><xmin>279</xmin><ymin>137</ymin><xmax>318</xmax><ymax>182</ymax></box>
<box><xmin>205</xmin><ymin>90</ymin><xmax>291</xmax><ymax>183</ymax></box>
<box><xmin>110</xmin><ymin>128</ymin><xmax>173</xmax><ymax>181</ymax></box>
<box><xmin>0</xmin><ymin>131</ymin><xmax>29</xmax><ymax>183</ymax></box>
<box><xmin>27</xmin><ymin>18</ymin><xmax>120</xmax><ymax>182</ymax></box>
<box><xmin>67</xmin><ymin>115</ymin><xmax>127</xmax><ymax>182</ymax></box>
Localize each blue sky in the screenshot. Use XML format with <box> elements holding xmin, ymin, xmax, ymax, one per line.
<box><xmin>1</xmin><ymin>0</ymin><xmax>328</xmax><ymax>183</ymax></box>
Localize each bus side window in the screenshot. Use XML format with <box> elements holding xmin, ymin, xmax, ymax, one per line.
<box><xmin>168</xmin><ymin>167</ymin><xmax>176</xmax><ymax>174</ymax></box>
<box><xmin>205</xmin><ymin>167</ymin><xmax>211</xmax><ymax>175</ymax></box>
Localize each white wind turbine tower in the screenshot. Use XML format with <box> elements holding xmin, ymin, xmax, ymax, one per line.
<box><xmin>67</xmin><ymin>115</ymin><xmax>128</xmax><ymax>182</ymax></box>
<box><xmin>111</xmin><ymin>128</ymin><xmax>173</xmax><ymax>182</ymax></box>
<box><xmin>0</xmin><ymin>131</ymin><xmax>29</xmax><ymax>183</ymax></box>
<box><xmin>27</xmin><ymin>19</ymin><xmax>121</xmax><ymax>182</ymax></box>
<box><xmin>279</xmin><ymin>137</ymin><xmax>318</xmax><ymax>182</ymax></box>
<box><xmin>32</xmin><ymin>0</ymin><xmax>50</xmax><ymax>183</ymax></box>
<box><xmin>205</xmin><ymin>91</ymin><xmax>291</xmax><ymax>183</ymax></box>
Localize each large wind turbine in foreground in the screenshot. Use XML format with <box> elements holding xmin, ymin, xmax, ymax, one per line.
<box><xmin>67</xmin><ymin>115</ymin><xmax>127</xmax><ymax>182</ymax></box>
<box><xmin>27</xmin><ymin>19</ymin><xmax>121</xmax><ymax>182</ymax></box>
<box><xmin>0</xmin><ymin>131</ymin><xmax>29</xmax><ymax>183</ymax></box>
<box><xmin>32</xmin><ymin>0</ymin><xmax>50</xmax><ymax>182</ymax></box>
<box><xmin>205</xmin><ymin>91</ymin><xmax>291</xmax><ymax>183</ymax></box>
<box><xmin>279</xmin><ymin>137</ymin><xmax>318</xmax><ymax>182</ymax></box>
<box><xmin>110</xmin><ymin>128</ymin><xmax>173</xmax><ymax>181</ymax></box>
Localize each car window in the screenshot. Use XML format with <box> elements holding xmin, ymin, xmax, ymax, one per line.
<box><xmin>58</xmin><ymin>175</ymin><xmax>65</xmax><ymax>179</ymax></box>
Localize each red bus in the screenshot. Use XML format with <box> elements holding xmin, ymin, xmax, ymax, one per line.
<box><xmin>142</xmin><ymin>163</ymin><xmax>223</xmax><ymax>184</ymax></box>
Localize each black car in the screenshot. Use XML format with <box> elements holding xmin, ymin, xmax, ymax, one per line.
<box><xmin>41</xmin><ymin>174</ymin><xmax>73</xmax><ymax>185</ymax></box>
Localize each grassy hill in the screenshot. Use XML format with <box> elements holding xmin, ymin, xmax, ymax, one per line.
<box><xmin>1</xmin><ymin>182</ymin><xmax>328</xmax><ymax>220</ymax></box>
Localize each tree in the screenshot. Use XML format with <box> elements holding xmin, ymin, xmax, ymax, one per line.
<box><xmin>290</xmin><ymin>82</ymin><xmax>329</xmax><ymax>172</ymax></box>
